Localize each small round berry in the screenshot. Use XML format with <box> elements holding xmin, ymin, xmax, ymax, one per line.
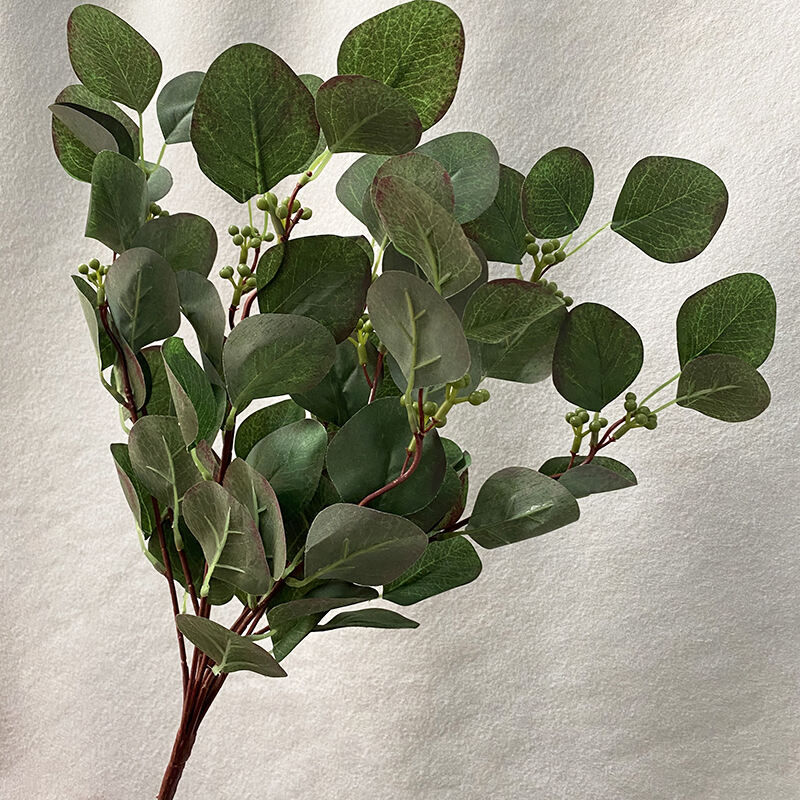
<box><xmin>88</xmin><ymin>258</ymin><xmax>100</xmax><ymax>270</ymax></box>
<box><xmin>301</xmin><ymin>208</ymin><xmax>313</xmax><ymax>220</ymax></box>
<box><xmin>526</xmin><ymin>242</ymin><xmax>540</xmax><ymax>256</ymax></box>
<box><xmin>228</xmin><ymin>225</ymin><xmax>240</xmax><ymax>236</ymax></box>
<box><xmin>554</xmin><ymin>249</ymin><xmax>566</xmax><ymax>263</ymax></box>
<box><xmin>149</xmin><ymin>202</ymin><xmax>161</xmax><ymax>216</ymax></box>
<box><xmin>423</xmin><ymin>401</ymin><xmax>438</xmax><ymax>416</ymax></box>
<box><xmin>245</xmin><ymin>276</ymin><xmax>257</xmax><ymax>290</ymax></box>
<box><xmin>265</xmin><ymin>192</ymin><xmax>278</xmax><ymax>208</ymax></box>
<box><xmin>478</xmin><ymin>388</ymin><xmax>490</xmax><ymax>402</ymax></box>
<box><xmin>256</xmin><ymin>196</ymin><xmax>269</xmax><ymax>211</ymax></box>
<box><xmin>249</xmin><ymin>236</ymin><xmax>262</xmax><ymax>248</ymax></box>
<box><xmin>554</xmin><ymin>289</ymin><xmax>564</xmax><ymax>298</ymax></box>
<box><xmin>264</xmin><ymin>232</ymin><xmax>275</xmax><ymax>242</ymax></box>
<box><xmin>78</xmin><ymin>264</ymin><xmax>89</xmax><ymax>275</ymax></box>
<box><xmin>644</xmin><ymin>416</ymin><xmax>658</xmax><ymax>430</ymax></box>
<box><xmin>468</xmin><ymin>391</ymin><xmax>483</xmax><ymax>406</ymax></box>
<box><xmin>565</xmin><ymin>412</ymin><xmax>574</xmax><ymax>423</ymax></box>
<box><xmin>434</xmin><ymin>415</ymin><xmax>448</xmax><ymax>428</ymax></box>
<box><xmin>599</xmin><ymin>417</ymin><xmax>608</xmax><ymax>427</ymax></box>
<box><xmin>219</xmin><ymin>266</ymin><xmax>235</xmax><ymax>279</ymax></box>
<box><xmin>542</xmin><ymin>253</ymin><xmax>556</xmax><ymax>266</ymax></box>
<box><xmin>563</xmin><ymin>296</ymin><xmax>574</xmax><ymax>306</ymax></box>
<box><xmin>241</xmin><ymin>225</ymin><xmax>252</xmax><ymax>238</ymax></box>
<box><xmin>549</xmin><ymin>239</ymin><xmax>560</xmax><ymax>250</ymax></box>
<box><xmin>589</xmin><ymin>419</ymin><xmax>603</xmax><ymax>433</ymax></box>
<box><xmin>159</xmin><ymin>209</ymin><xmax>169</xmax><ymax>216</ymax></box>
<box><xmin>237</xmin><ymin>263</ymin><xmax>250</xmax><ymax>277</ymax></box>
<box><xmin>625</xmin><ymin>391</ymin><xmax>637</xmax><ymax>401</ymax></box>
<box><xmin>541</xmin><ymin>241</ymin><xmax>554</xmax><ymax>255</ymax></box>
<box><xmin>624</xmin><ymin>399</ymin><xmax>638</xmax><ymax>412</ymax></box>
<box><xmin>638</xmin><ymin>405</ymin><xmax>651</xmax><ymax>416</ymax></box>
<box><xmin>232</xmin><ymin>234</ymin><xmax>244</xmax><ymax>246</ymax></box>
<box><xmin>277</xmin><ymin>204</ymin><xmax>289</xmax><ymax>220</ymax></box>
<box><xmin>634</xmin><ymin>412</ymin><xmax>648</xmax><ymax>426</ymax></box>
<box><xmin>291</xmin><ymin>198</ymin><xmax>301</xmax><ymax>213</ymax></box>
<box><xmin>362</xmin><ymin>320</ymin><xmax>373</xmax><ymax>334</ymax></box>
<box><xmin>525</xmin><ymin>232</ymin><xmax>536</xmax><ymax>243</ymax></box>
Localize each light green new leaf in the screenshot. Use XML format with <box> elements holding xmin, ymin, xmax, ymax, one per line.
<box><xmin>374</xmin><ymin>177</ymin><xmax>482</xmax><ymax>297</ymax></box>
<box><xmin>176</xmin><ymin>615</ymin><xmax>286</xmax><ymax>677</ymax></box>
<box><xmin>104</xmin><ymin>246</ymin><xmax>180</xmax><ymax>352</ymax></box>
<box><xmin>246</xmin><ymin>419</ymin><xmax>327</xmax><ymax>513</ymax></box>
<box><xmin>462</xmin><ymin>279</ymin><xmax>565</xmax><ymax>344</ymax></box>
<box><xmin>223</xmin><ymin>458</ymin><xmax>286</xmax><ymax>580</ymax></box>
<box><xmin>85</xmin><ymin>150</ymin><xmax>148</xmax><ymax>252</ymax></box>
<box><xmin>67</xmin><ymin>4</ymin><xmax>162</xmax><ymax>112</ymax></box>
<box><xmin>368</xmin><ymin>271</ymin><xmax>471</xmax><ymax>389</ymax></box>
<box><xmin>190</xmin><ymin>43</ymin><xmax>319</xmax><ymax>202</ymax></box>
<box><xmin>110</xmin><ymin>442</ymin><xmax>157</xmax><ymax>534</ymax></box>
<box><xmin>175</xmin><ymin>271</ymin><xmax>225</xmax><ymax>372</ymax></box>
<box><xmin>416</xmin><ymin>132</ymin><xmax>499</xmax><ymax>222</ymax></box>
<box><xmin>552</xmin><ymin>302</ymin><xmax>643</xmax><ymax>411</ymax></box>
<box><xmin>612</xmin><ymin>156</ymin><xmax>728</xmax><ymax>263</ymax></box>
<box><xmin>468</xmin><ymin>467</ymin><xmax>580</xmax><ymax>549</ymax></box>
<box><xmin>128</xmin><ymin>415</ymin><xmax>202</xmax><ymax>506</ymax></box>
<box><xmin>383</xmin><ymin>536</ymin><xmax>482</xmax><ymax>606</ymax></box>
<box><xmin>51</xmin><ymin>84</ymin><xmax>139</xmax><ymax>181</ymax></box>
<box><xmin>304</xmin><ymin>503</ymin><xmax>428</xmax><ymax>585</ymax></box>
<box><xmin>161</xmin><ymin>337</ymin><xmax>221</xmax><ymax>446</ymax></box>
<box><xmin>521</xmin><ymin>147</ymin><xmax>593</xmax><ymax>239</ymax></box>
<box><xmin>157</xmin><ymin>71</ymin><xmax>204</xmax><ymax>144</ymax></box>
<box><xmin>677</xmin><ymin>354</ymin><xmax>770</xmax><ymax>422</ymax></box>
<box><xmin>314</xmin><ymin>609</ymin><xmax>419</xmax><ymax>631</ymax></box>
<box><xmin>463</xmin><ymin>164</ymin><xmax>527</xmax><ymax>263</ymax></box>
<box><xmin>222</xmin><ymin>313</ymin><xmax>336</xmax><ymax>411</ymax></box>
<box><xmin>337</xmin><ymin>1</ymin><xmax>464</xmax><ymax>130</ymax></box>
<box><xmin>539</xmin><ymin>456</ymin><xmax>637</xmax><ymax>499</ymax></box>
<box><xmin>257</xmin><ymin>235</ymin><xmax>371</xmax><ymax>343</ymax></box>
<box><xmin>131</xmin><ymin>212</ymin><xmax>218</xmax><ymax>277</ymax></box>
<box><xmin>676</xmin><ymin>273</ymin><xmax>776</xmax><ymax>368</ymax></box>
<box><xmin>182</xmin><ymin>481</ymin><xmax>270</xmax><ymax>595</ymax></box>
<box><xmin>316</xmin><ymin>75</ymin><xmax>422</xmax><ymax>155</ymax></box>
<box><xmin>234</xmin><ymin>400</ymin><xmax>306</xmax><ymax>459</ymax></box>
<box><xmin>326</xmin><ymin>397</ymin><xmax>447</xmax><ymax>516</ymax></box>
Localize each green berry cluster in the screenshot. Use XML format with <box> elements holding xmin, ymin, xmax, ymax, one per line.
<box><xmin>148</xmin><ymin>202</ymin><xmax>169</xmax><ymax>218</ymax></box>
<box><xmin>403</xmin><ymin>374</ymin><xmax>490</xmax><ymax>429</ymax></box>
<box><xmin>623</xmin><ymin>392</ymin><xmax>658</xmax><ymax>430</ymax></box>
<box><xmin>77</xmin><ymin>256</ymin><xmax>109</xmax><ymax>286</ymax></box>
<box><xmin>227</xmin><ymin>223</ymin><xmax>274</xmax><ymax>251</ymax></box>
<box><xmin>523</xmin><ymin>233</ymin><xmax>573</xmax><ymax>304</ymax></box>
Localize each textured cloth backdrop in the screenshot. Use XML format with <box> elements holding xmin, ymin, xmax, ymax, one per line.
<box><xmin>1</xmin><ymin>1</ymin><xmax>798</xmax><ymax>798</ymax></box>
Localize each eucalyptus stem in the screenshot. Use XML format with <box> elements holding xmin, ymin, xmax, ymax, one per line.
<box><xmin>155</xmin><ymin>141</ymin><xmax>167</xmax><ymax>167</ymax></box>
<box><xmin>565</xmin><ymin>221</ymin><xmax>611</xmax><ymax>258</ymax></box>
<box><xmin>640</xmin><ymin>372</ymin><xmax>681</xmax><ymax>406</ymax></box>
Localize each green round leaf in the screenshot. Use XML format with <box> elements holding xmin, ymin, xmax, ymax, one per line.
<box><xmin>374</xmin><ymin>175</ymin><xmax>482</xmax><ymax>297</ymax></box>
<box><xmin>337</xmin><ymin>1</ymin><xmax>464</xmax><ymax>130</ymax></box>
<box><xmin>462</xmin><ymin>278</ymin><xmax>565</xmax><ymax>344</ymax></box>
<box><xmin>315</xmin><ymin>74</ymin><xmax>422</xmax><ymax>155</ymax></box>
<box><xmin>463</xmin><ymin>164</ymin><xmax>527</xmax><ymax>263</ymax></box>
<box><xmin>539</xmin><ymin>456</ymin><xmax>637</xmax><ymax>499</ymax></box>
<box><xmin>157</xmin><ymin>71</ymin><xmax>205</xmax><ymax>144</ymax></box>
<box><xmin>144</xmin><ymin>163</ymin><xmax>173</xmax><ymax>203</ymax></box>
<box><xmin>304</xmin><ymin>503</ymin><xmax>428</xmax><ymax>585</ymax></box>
<box><xmin>326</xmin><ymin>397</ymin><xmax>447</xmax><ymax>516</ymax></box>
<box><xmin>612</xmin><ymin>156</ymin><xmax>728</xmax><ymax>263</ymax></box>
<box><xmin>268</xmin><ymin>583</ymin><xmax>378</xmax><ymax>629</ymax></box>
<box><xmin>256</xmin><ymin>235</ymin><xmax>371</xmax><ymax>343</ymax></box>
<box><xmin>85</xmin><ymin>150</ymin><xmax>148</xmax><ymax>253</ymax></box>
<box><xmin>105</xmin><ymin>247</ymin><xmax>180</xmax><ymax>352</ymax></box>
<box><xmin>110</xmin><ymin>442</ymin><xmax>157</xmax><ymax>534</ymax></box>
<box><xmin>552</xmin><ymin>302</ymin><xmax>644</xmax><ymax>411</ymax></box>
<box><xmin>67</xmin><ymin>4</ymin><xmax>162</xmax><ymax>113</ymax></box>
<box><xmin>234</xmin><ymin>400</ymin><xmax>306</xmax><ymax>459</ymax></box>
<box><xmin>368</xmin><ymin>271</ymin><xmax>471</xmax><ymax>389</ymax></box>
<box><xmin>336</xmin><ymin>153</ymin><xmax>389</xmax><ymax>229</ymax></box>
<box><xmin>314</xmin><ymin>608</ymin><xmax>419</xmax><ymax>631</ymax></box>
<box><xmin>191</xmin><ymin>43</ymin><xmax>319</xmax><ymax>202</ymax></box>
<box><xmin>676</xmin><ymin>273</ymin><xmax>776</xmax><ymax>368</ymax></box>
<box><xmin>49</xmin><ymin>103</ymin><xmax>119</xmax><ymax>158</ymax></box>
<box><xmin>467</xmin><ymin>466</ymin><xmax>580</xmax><ymax>549</ymax></box>
<box><xmin>383</xmin><ymin>536</ymin><xmax>482</xmax><ymax>606</ymax></box>
<box><xmin>138</xmin><ymin>346</ymin><xmax>173</xmax><ymax>417</ymax></box>
<box><xmin>131</xmin><ymin>212</ymin><xmax>218</xmax><ymax>277</ymax></box>
<box><xmin>175</xmin><ymin>272</ymin><xmax>225</xmax><ymax>372</ymax></box>
<box><xmin>677</xmin><ymin>354</ymin><xmax>770</xmax><ymax>422</ymax></box>
<box><xmin>521</xmin><ymin>147</ymin><xmax>593</xmax><ymax>239</ymax></box>
<box><xmin>222</xmin><ymin>313</ymin><xmax>336</xmax><ymax>410</ymax></box>
<box><xmin>416</xmin><ymin>132</ymin><xmax>500</xmax><ymax>223</ymax></box>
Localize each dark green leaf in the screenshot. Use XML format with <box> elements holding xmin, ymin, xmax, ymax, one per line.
<box><xmin>335</xmin><ymin>153</ymin><xmax>388</xmax><ymax>229</ymax></box>
<box><xmin>113</xmin><ymin>331</ymin><xmax>148</xmax><ymax>410</ymax></box>
<box><xmin>72</xmin><ymin>276</ymin><xmax>115</xmax><ymax>370</ymax></box>
<box><xmin>176</xmin><ymin>615</ymin><xmax>286</xmax><ymax>677</ymax></box>
<box><xmin>676</xmin><ymin>273</ymin><xmax>776</xmax><ymax>368</ymax></box>
<box><xmin>128</xmin><ymin>415</ymin><xmax>201</xmax><ymax>506</ymax></box>
<box><xmin>268</xmin><ymin>584</ymin><xmax>378</xmax><ymax>627</ymax></box>
<box><xmin>105</xmin><ymin>246</ymin><xmax>180</xmax><ymax>352</ymax></box>
<box><xmin>67</xmin><ymin>4</ymin><xmax>162</xmax><ymax>112</ymax></box>
<box><xmin>468</xmin><ymin>466</ymin><xmax>580</xmax><ymax>549</ymax></box>
<box><xmin>256</xmin><ymin>235</ymin><xmax>371</xmax><ymax>343</ymax></box>
<box><xmin>552</xmin><ymin>302</ymin><xmax>644</xmax><ymax>411</ymax></box>
<box><xmin>405</xmin><ymin>468</ymin><xmax>462</xmax><ymax>532</ymax></box>
<box><xmin>416</xmin><ymin>132</ymin><xmax>499</xmax><ymax>222</ymax></box>
<box><xmin>138</xmin><ymin>345</ymin><xmax>174</xmax><ymax>416</ymax></box>
<box><xmin>190</xmin><ymin>43</ymin><xmax>318</xmax><ymax>202</ymax></box>
<box><xmin>144</xmin><ymin>163</ymin><xmax>173</xmax><ymax>203</ymax></box>
<box><xmin>315</xmin><ymin>609</ymin><xmax>418</xmax><ymax>631</ymax></box>
<box><xmin>175</xmin><ymin>272</ymin><xmax>225</xmax><ymax>372</ymax></box>
<box><xmin>223</xmin><ymin>458</ymin><xmax>286</xmax><ymax>580</ymax></box>
<box><xmin>442</xmin><ymin>242</ymin><xmax>488</xmax><ymax>320</ymax></box>
<box><xmin>368</xmin><ymin>271</ymin><xmax>471</xmax><ymax>389</ymax></box>
<box><xmin>677</xmin><ymin>354</ymin><xmax>770</xmax><ymax>422</ymax></box>
<box><xmin>463</xmin><ymin>164</ymin><xmax>527</xmax><ymax>263</ymax></box>
<box><xmin>49</xmin><ymin>103</ymin><xmax>119</xmax><ymax>158</ymax></box>
<box><xmin>337</xmin><ymin>1</ymin><xmax>464</xmax><ymax>130</ymax></box>
<box><xmin>315</xmin><ymin>75</ymin><xmax>421</xmax><ymax>155</ymax></box>
<box><xmin>246</xmin><ymin>419</ymin><xmax>327</xmax><ymax>513</ymax></box>
<box><xmin>157</xmin><ymin>71</ymin><xmax>204</xmax><ymax>144</ymax></box>
<box><xmin>182</xmin><ymin>481</ymin><xmax>270</xmax><ymax>594</ymax></box>
<box><xmin>521</xmin><ymin>147</ymin><xmax>593</xmax><ymax>239</ymax></box>
<box><xmin>131</xmin><ymin>212</ymin><xmax>218</xmax><ymax>278</ymax></box>
<box><xmin>110</xmin><ymin>442</ymin><xmax>156</xmax><ymax>534</ymax></box>
<box><xmin>304</xmin><ymin>503</ymin><xmax>428</xmax><ymax>585</ymax></box>
<box><xmin>51</xmin><ymin>84</ymin><xmax>139</xmax><ymax>181</ymax></box>
<box><xmin>222</xmin><ymin>313</ymin><xmax>336</xmax><ymax>411</ymax></box>
<box><xmin>383</xmin><ymin>536</ymin><xmax>481</xmax><ymax>605</ymax></box>
<box><xmin>326</xmin><ymin>397</ymin><xmax>447</xmax><ymax>515</ymax></box>
<box><xmin>462</xmin><ymin>279</ymin><xmax>565</xmax><ymax>344</ymax></box>
<box><xmin>85</xmin><ymin>150</ymin><xmax>148</xmax><ymax>253</ymax></box>
<box><xmin>612</xmin><ymin>156</ymin><xmax>728</xmax><ymax>263</ymax></box>
<box><xmin>161</xmin><ymin>337</ymin><xmax>221</xmax><ymax>446</ymax></box>
<box><xmin>234</xmin><ymin>400</ymin><xmax>306</xmax><ymax>459</ymax></box>
<box><xmin>539</xmin><ymin>456</ymin><xmax>637</xmax><ymax>499</ymax></box>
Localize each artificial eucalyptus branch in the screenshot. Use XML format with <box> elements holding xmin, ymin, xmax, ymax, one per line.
<box><xmin>51</xmin><ymin>2</ymin><xmax>776</xmax><ymax>797</ymax></box>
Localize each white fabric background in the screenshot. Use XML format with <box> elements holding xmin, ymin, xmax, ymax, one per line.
<box><xmin>1</xmin><ymin>1</ymin><xmax>799</xmax><ymax>798</ymax></box>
